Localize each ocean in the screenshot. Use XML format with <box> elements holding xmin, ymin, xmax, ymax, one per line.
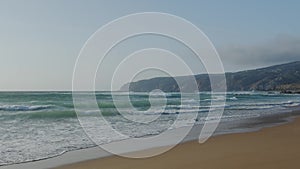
<box><xmin>0</xmin><ymin>91</ymin><xmax>300</xmax><ymax>166</ymax></box>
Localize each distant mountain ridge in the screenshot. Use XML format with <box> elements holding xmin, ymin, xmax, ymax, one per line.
<box><xmin>120</xmin><ymin>61</ymin><xmax>300</xmax><ymax>93</ymax></box>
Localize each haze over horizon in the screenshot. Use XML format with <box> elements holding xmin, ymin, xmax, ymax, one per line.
<box><xmin>1</xmin><ymin>0</ymin><xmax>300</xmax><ymax>91</ymax></box>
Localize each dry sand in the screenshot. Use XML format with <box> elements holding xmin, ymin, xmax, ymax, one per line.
<box><xmin>55</xmin><ymin>116</ymin><xmax>300</xmax><ymax>169</ymax></box>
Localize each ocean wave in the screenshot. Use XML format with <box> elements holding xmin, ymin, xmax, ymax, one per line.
<box><xmin>226</xmin><ymin>105</ymin><xmax>275</xmax><ymax>110</ymax></box>
<box><xmin>282</xmin><ymin>101</ymin><xmax>300</xmax><ymax>107</ymax></box>
<box><xmin>26</xmin><ymin>111</ymin><xmax>77</xmax><ymax>119</ymax></box>
<box><xmin>204</xmin><ymin>96</ymin><xmax>226</xmax><ymax>101</ymax></box>
<box><xmin>227</xmin><ymin>100</ymin><xmax>300</xmax><ymax>108</ymax></box>
<box><xmin>0</xmin><ymin>105</ymin><xmax>52</xmax><ymax>111</ymax></box>
<box><xmin>229</xmin><ymin>97</ymin><xmax>238</xmax><ymax>100</ymax></box>
<box><xmin>198</xmin><ymin>114</ymin><xmax>261</xmax><ymax>122</ymax></box>
<box><xmin>0</xmin><ymin>109</ymin><xmax>125</xmax><ymax>120</ymax></box>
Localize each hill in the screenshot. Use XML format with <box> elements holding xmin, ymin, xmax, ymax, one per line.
<box><xmin>120</xmin><ymin>61</ymin><xmax>300</xmax><ymax>93</ymax></box>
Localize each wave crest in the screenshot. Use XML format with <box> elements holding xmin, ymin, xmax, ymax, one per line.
<box><xmin>0</xmin><ymin>105</ymin><xmax>52</xmax><ymax>111</ymax></box>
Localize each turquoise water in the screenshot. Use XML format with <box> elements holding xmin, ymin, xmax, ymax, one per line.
<box><xmin>0</xmin><ymin>91</ymin><xmax>299</xmax><ymax>165</ymax></box>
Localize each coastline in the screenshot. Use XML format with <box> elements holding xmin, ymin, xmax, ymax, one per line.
<box><xmin>55</xmin><ymin>112</ymin><xmax>300</xmax><ymax>169</ymax></box>
<box><xmin>1</xmin><ymin>108</ymin><xmax>300</xmax><ymax>169</ymax></box>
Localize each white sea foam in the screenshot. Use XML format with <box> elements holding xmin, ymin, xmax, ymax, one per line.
<box><xmin>0</xmin><ymin>105</ymin><xmax>52</xmax><ymax>111</ymax></box>
<box><xmin>0</xmin><ymin>91</ymin><xmax>300</xmax><ymax>166</ymax></box>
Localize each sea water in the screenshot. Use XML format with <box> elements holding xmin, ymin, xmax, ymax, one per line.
<box><xmin>0</xmin><ymin>91</ymin><xmax>299</xmax><ymax>165</ymax></box>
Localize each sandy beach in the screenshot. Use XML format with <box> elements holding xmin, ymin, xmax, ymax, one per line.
<box><xmin>53</xmin><ymin>114</ymin><xmax>300</xmax><ymax>169</ymax></box>
<box><xmin>2</xmin><ymin>1</ymin><xmax>300</xmax><ymax>169</ymax></box>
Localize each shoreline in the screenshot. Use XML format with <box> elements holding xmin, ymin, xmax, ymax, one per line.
<box><xmin>55</xmin><ymin>113</ymin><xmax>300</xmax><ymax>169</ymax></box>
<box><xmin>1</xmin><ymin>108</ymin><xmax>300</xmax><ymax>169</ymax></box>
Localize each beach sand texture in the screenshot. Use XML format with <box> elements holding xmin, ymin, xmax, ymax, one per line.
<box><xmin>54</xmin><ymin>115</ymin><xmax>300</xmax><ymax>169</ymax></box>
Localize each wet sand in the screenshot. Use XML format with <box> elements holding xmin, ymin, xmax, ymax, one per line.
<box><xmin>54</xmin><ymin>114</ymin><xmax>300</xmax><ymax>169</ymax></box>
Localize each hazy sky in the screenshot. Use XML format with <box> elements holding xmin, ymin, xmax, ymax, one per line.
<box><xmin>0</xmin><ymin>0</ymin><xmax>299</xmax><ymax>90</ymax></box>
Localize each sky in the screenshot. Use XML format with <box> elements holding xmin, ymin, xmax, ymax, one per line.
<box><xmin>0</xmin><ymin>0</ymin><xmax>299</xmax><ymax>91</ymax></box>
